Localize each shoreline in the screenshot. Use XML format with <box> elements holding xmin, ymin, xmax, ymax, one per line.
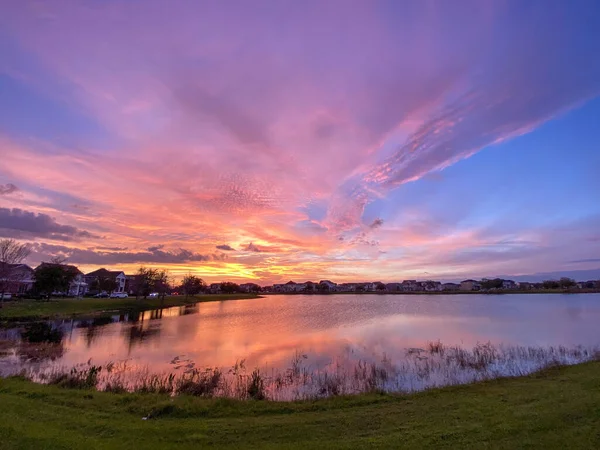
<box><xmin>0</xmin><ymin>293</ymin><xmax>261</xmax><ymax>325</ymax></box>
<box><xmin>1</xmin><ymin>361</ymin><xmax>599</xmax><ymax>448</ymax></box>
<box><xmin>263</xmin><ymin>289</ymin><xmax>600</xmax><ymax>295</ymax></box>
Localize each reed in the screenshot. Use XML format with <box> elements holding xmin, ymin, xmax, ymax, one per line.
<box><xmin>21</xmin><ymin>342</ymin><xmax>600</xmax><ymax>401</ymax></box>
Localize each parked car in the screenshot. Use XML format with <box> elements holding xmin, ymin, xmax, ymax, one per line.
<box><xmin>148</xmin><ymin>292</ymin><xmax>159</xmax><ymax>298</ymax></box>
<box><xmin>94</xmin><ymin>292</ymin><xmax>110</xmax><ymax>298</ymax></box>
<box><xmin>110</xmin><ymin>292</ymin><xmax>128</xmax><ymax>298</ymax></box>
<box><xmin>0</xmin><ymin>293</ymin><xmax>12</xmax><ymax>300</ymax></box>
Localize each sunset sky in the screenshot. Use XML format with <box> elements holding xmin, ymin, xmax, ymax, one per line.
<box><xmin>1</xmin><ymin>0</ymin><xmax>599</xmax><ymax>284</ymax></box>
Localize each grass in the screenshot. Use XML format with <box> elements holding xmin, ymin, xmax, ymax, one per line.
<box><xmin>1</xmin><ymin>362</ymin><xmax>600</xmax><ymax>449</ymax></box>
<box><xmin>0</xmin><ymin>294</ymin><xmax>259</xmax><ymax>323</ymax></box>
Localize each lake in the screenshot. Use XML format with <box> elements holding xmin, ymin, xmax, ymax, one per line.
<box><xmin>2</xmin><ymin>293</ymin><xmax>600</xmax><ymax>398</ymax></box>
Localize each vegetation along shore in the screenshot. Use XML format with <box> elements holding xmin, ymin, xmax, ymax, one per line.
<box><xmin>1</xmin><ymin>361</ymin><xmax>600</xmax><ymax>449</ymax></box>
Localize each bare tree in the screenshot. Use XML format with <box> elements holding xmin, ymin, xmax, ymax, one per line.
<box><xmin>0</xmin><ymin>239</ymin><xmax>32</xmax><ymax>303</ymax></box>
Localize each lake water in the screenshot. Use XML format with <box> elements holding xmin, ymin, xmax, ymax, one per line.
<box><xmin>2</xmin><ymin>293</ymin><xmax>600</xmax><ymax>381</ymax></box>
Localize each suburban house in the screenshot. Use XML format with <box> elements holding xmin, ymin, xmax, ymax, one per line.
<box><xmin>84</xmin><ymin>268</ymin><xmax>127</xmax><ymax>294</ymax></box>
<box><xmin>442</xmin><ymin>282</ymin><xmax>460</xmax><ymax>291</ymax></box>
<box><xmin>209</xmin><ymin>283</ymin><xmax>222</xmax><ymax>294</ymax></box>
<box><xmin>460</xmin><ymin>280</ymin><xmax>481</xmax><ymax>291</ymax></box>
<box><xmin>0</xmin><ymin>263</ymin><xmax>35</xmax><ymax>295</ymax></box>
<box><xmin>502</xmin><ymin>279</ymin><xmax>517</xmax><ymax>289</ymax></box>
<box><xmin>385</xmin><ymin>283</ymin><xmax>402</xmax><ymax>292</ymax></box>
<box><xmin>338</xmin><ymin>283</ymin><xmax>357</xmax><ymax>292</ymax></box>
<box><xmin>318</xmin><ymin>280</ymin><xmax>338</xmax><ymax>291</ymax></box>
<box><xmin>401</xmin><ymin>280</ymin><xmax>419</xmax><ymax>292</ymax></box>
<box><xmin>239</xmin><ymin>283</ymin><xmax>261</xmax><ymax>293</ymax></box>
<box><xmin>421</xmin><ymin>281</ymin><xmax>442</xmax><ymax>291</ymax></box>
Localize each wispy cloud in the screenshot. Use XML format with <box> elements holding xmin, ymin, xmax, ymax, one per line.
<box><xmin>0</xmin><ymin>183</ymin><xmax>19</xmax><ymax>195</ymax></box>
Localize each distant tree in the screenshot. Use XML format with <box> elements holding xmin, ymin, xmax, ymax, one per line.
<box><xmin>220</xmin><ymin>282</ymin><xmax>239</xmax><ymax>294</ymax></box>
<box><xmin>317</xmin><ymin>283</ymin><xmax>329</xmax><ymax>293</ymax></box>
<box><xmin>0</xmin><ymin>239</ymin><xmax>31</xmax><ymax>303</ymax></box>
<box><xmin>375</xmin><ymin>282</ymin><xmax>386</xmax><ymax>291</ymax></box>
<box><xmin>181</xmin><ymin>274</ymin><xmax>206</xmax><ymax>298</ymax></box>
<box><xmin>480</xmin><ymin>278</ymin><xmax>503</xmax><ymax>290</ymax></box>
<box><xmin>154</xmin><ymin>270</ymin><xmax>171</xmax><ymax>300</ymax></box>
<box><xmin>542</xmin><ymin>280</ymin><xmax>560</xmax><ymax>290</ymax></box>
<box><xmin>90</xmin><ymin>275</ymin><xmax>118</xmax><ymax>294</ymax></box>
<box><xmin>33</xmin><ymin>259</ymin><xmax>77</xmax><ymax>298</ymax></box>
<box><xmin>134</xmin><ymin>267</ymin><xmax>171</xmax><ymax>300</ymax></box>
<box><xmin>559</xmin><ymin>277</ymin><xmax>576</xmax><ymax>289</ymax></box>
<box><xmin>355</xmin><ymin>284</ymin><xmax>365</xmax><ymax>292</ymax></box>
<box><xmin>134</xmin><ymin>267</ymin><xmax>154</xmax><ymax>299</ymax></box>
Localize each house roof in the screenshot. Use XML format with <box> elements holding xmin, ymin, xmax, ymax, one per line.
<box><xmin>85</xmin><ymin>268</ymin><xmax>125</xmax><ymax>278</ymax></box>
<box><xmin>3</xmin><ymin>263</ymin><xmax>34</xmax><ymax>272</ymax></box>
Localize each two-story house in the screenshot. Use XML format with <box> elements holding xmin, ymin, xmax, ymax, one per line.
<box><xmin>84</xmin><ymin>268</ymin><xmax>127</xmax><ymax>294</ymax></box>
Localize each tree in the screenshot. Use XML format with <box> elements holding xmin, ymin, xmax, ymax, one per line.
<box><xmin>480</xmin><ymin>278</ymin><xmax>503</xmax><ymax>290</ymax></box>
<box><xmin>317</xmin><ymin>283</ymin><xmax>329</xmax><ymax>293</ymax></box>
<box><xmin>559</xmin><ymin>277</ymin><xmax>576</xmax><ymax>289</ymax></box>
<box><xmin>375</xmin><ymin>282</ymin><xmax>386</xmax><ymax>291</ymax></box>
<box><xmin>134</xmin><ymin>267</ymin><xmax>171</xmax><ymax>300</ymax></box>
<box><xmin>220</xmin><ymin>282</ymin><xmax>239</xmax><ymax>294</ymax></box>
<box><xmin>542</xmin><ymin>280</ymin><xmax>560</xmax><ymax>290</ymax></box>
<box><xmin>0</xmin><ymin>239</ymin><xmax>31</xmax><ymax>302</ymax></box>
<box><xmin>90</xmin><ymin>275</ymin><xmax>118</xmax><ymax>294</ymax></box>
<box><xmin>33</xmin><ymin>260</ymin><xmax>77</xmax><ymax>298</ymax></box>
<box><xmin>181</xmin><ymin>275</ymin><xmax>206</xmax><ymax>299</ymax></box>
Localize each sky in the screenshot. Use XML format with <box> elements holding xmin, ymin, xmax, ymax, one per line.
<box><xmin>0</xmin><ymin>0</ymin><xmax>599</xmax><ymax>284</ymax></box>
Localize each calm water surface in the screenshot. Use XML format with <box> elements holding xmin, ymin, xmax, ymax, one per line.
<box><xmin>2</xmin><ymin>293</ymin><xmax>600</xmax><ymax>375</ymax></box>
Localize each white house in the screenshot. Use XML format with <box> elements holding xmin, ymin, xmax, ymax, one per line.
<box><xmin>84</xmin><ymin>268</ymin><xmax>127</xmax><ymax>294</ymax></box>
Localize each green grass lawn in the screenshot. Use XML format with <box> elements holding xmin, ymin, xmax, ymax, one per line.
<box><xmin>1</xmin><ymin>362</ymin><xmax>599</xmax><ymax>449</ymax></box>
<box><xmin>0</xmin><ymin>294</ymin><xmax>259</xmax><ymax>323</ymax></box>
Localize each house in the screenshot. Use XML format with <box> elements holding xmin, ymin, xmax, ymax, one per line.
<box><xmin>84</xmin><ymin>268</ymin><xmax>127</xmax><ymax>294</ymax></box>
<box><xmin>363</xmin><ymin>282</ymin><xmax>377</xmax><ymax>292</ymax></box>
<box><xmin>517</xmin><ymin>282</ymin><xmax>533</xmax><ymax>290</ymax></box>
<box><xmin>338</xmin><ymin>283</ymin><xmax>357</xmax><ymax>292</ymax></box>
<box><xmin>283</xmin><ymin>281</ymin><xmax>298</xmax><ymax>292</ymax></box>
<box><xmin>272</xmin><ymin>283</ymin><xmax>286</xmax><ymax>293</ymax></box>
<box><xmin>239</xmin><ymin>283</ymin><xmax>261</xmax><ymax>293</ymax></box>
<box><xmin>501</xmin><ymin>279</ymin><xmax>517</xmax><ymax>290</ymax></box>
<box><xmin>209</xmin><ymin>283</ymin><xmax>222</xmax><ymax>294</ymax></box>
<box><xmin>35</xmin><ymin>262</ymin><xmax>87</xmax><ymax>296</ymax></box>
<box><xmin>0</xmin><ymin>264</ymin><xmax>35</xmax><ymax>295</ymax></box>
<box><xmin>401</xmin><ymin>280</ymin><xmax>419</xmax><ymax>292</ymax></box>
<box><xmin>460</xmin><ymin>280</ymin><xmax>481</xmax><ymax>291</ymax></box>
<box><xmin>318</xmin><ymin>280</ymin><xmax>338</xmax><ymax>291</ymax></box>
<box><xmin>442</xmin><ymin>282</ymin><xmax>460</xmax><ymax>291</ymax></box>
<box><xmin>385</xmin><ymin>283</ymin><xmax>402</xmax><ymax>292</ymax></box>
<box><xmin>422</xmin><ymin>280</ymin><xmax>442</xmax><ymax>292</ymax></box>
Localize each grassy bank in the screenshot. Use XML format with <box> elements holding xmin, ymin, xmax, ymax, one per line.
<box><xmin>1</xmin><ymin>362</ymin><xmax>599</xmax><ymax>449</ymax></box>
<box><xmin>0</xmin><ymin>294</ymin><xmax>259</xmax><ymax>323</ymax></box>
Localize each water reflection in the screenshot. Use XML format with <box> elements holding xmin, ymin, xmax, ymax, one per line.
<box><xmin>1</xmin><ymin>294</ymin><xmax>599</xmax><ymax>377</ymax></box>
